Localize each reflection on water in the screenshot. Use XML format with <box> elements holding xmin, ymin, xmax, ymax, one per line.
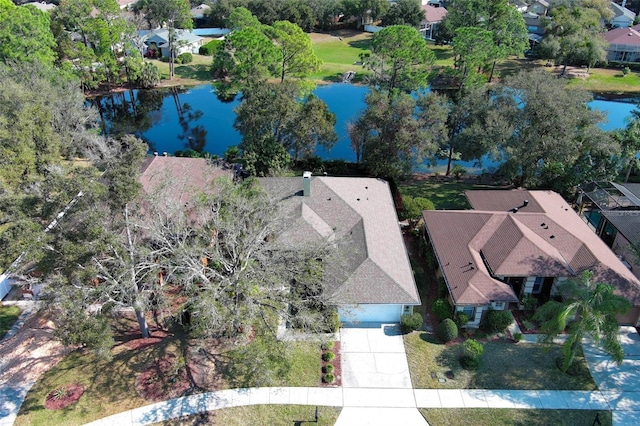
<box><xmin>92</xmin><ymin>84</ymin><xmax>637</xmax><ymax>173</ymax></box>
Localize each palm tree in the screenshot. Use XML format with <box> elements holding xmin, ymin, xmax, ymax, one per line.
<box><xmin>533</xmin><ymin>271</ymin><xmax>631</xmax><ymax>372</ymax></box>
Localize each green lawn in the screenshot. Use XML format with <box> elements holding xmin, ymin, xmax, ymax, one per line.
<box><xmin>156</xmin><ymin>405</ymin><xmax>341</xmax><ymax>425</ymax></box>
<box><xmin>398</xmin><ymin>179</ymin><xmax>500</xmax><ymax>210</ymax></box>
<box><xmin>0</xmin><ymin>304</ymin><xmax>21</xmax><ymax>339</ymax></box>
<box><xmin>567</xmin><ymin>67</ymin><xmax>640</xmax><ymax>93</ymax></box>
<box><xmin>16</xmin><ymin>316</ymin><xmax>322</xmax><ymax>426</ymax></box>
<box><xmin>404</xmin><ymin>332</ymin><xmax>597</xmax><ymax>390</ymax></box>
<box><xmin>310</xmin><ymin>31</ymin><xmax>372</xmax><ymax>83</ymax></box>
<box><xmin>420</xmin><ymin>408</ymin><xmax>611</xmax><ymax>426</ymax></box>
<box><xmin>426</xmin><ymin>41</ymin><xmax>455</xmax><ymax>68</ymax></box>
<box><xmin>149</xmin><ymin>55</ymin><xmax>213</xmax><ymax>86</ymax></box>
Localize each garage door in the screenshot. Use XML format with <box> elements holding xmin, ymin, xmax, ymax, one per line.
<box><xmin>338</xmin><ymin>304</ymin><xmax>403</xmax><ymax>323</ymax></box>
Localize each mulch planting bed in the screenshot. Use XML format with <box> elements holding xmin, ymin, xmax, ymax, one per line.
<box><xmin>321</xmin><ymin>341</ymin><xmax>342</xmax><ymax>387</ymax></box>
<box><xmin>124</xmin><ymin>329</ymin><xmax>170</xmax><ymax>350</ymax></box>
<box><xmin>44</xmin><ymin>384</ymin><xmax>84</xmax><ymax>410</ymax></box>
<box><xmin>135</xmin><ymin>355</ymin><xmax>193</xmax><ymax>401</ymax></box>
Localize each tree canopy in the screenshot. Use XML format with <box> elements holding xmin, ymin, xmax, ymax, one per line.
<box><xmin>0</xmin><ymin>0</ymin><xmax>57</xmax><ymax>66</ymax></box>
<box><xmin>486</xmin><ymin>69</ymin><xmax>615</xmax><ymax>193</ymax></box>
<box><xmin>365</xmin><ymin>25</ymin><xmax>435</xmax><ymax>93</ymax></box>
<box><xmin>350</xmin><ymin>89</ymin><xmax>448</xmax><ymax>179</ymax></box>
<box><xmin>534</xmin><ymin>271</ymin><xmax>631</xmax><ymax>372</ymax></box>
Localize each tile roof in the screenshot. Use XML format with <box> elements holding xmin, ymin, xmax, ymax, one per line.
<box><xmin>260</xmin><ymin>176</ymin><xmax>420</xmax><ymax>305</ymax></box>
<box><xmin>424</xmin><ymin>190</ymin><xmax>640</xmax><ymax>306</ymax></box>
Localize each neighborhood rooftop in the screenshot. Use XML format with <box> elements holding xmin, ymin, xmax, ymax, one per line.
<box><xmin>261</xmin><ymin>175</ymin><xmax>420</xmax><ymax>307</ymax></box>
<box><xmin>423</xmin><ymin>189</ymin><xmax>640</xmax><ymax>307</ymax></box>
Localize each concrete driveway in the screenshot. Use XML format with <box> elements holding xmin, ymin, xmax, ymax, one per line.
<box><xmin>583</xmin><ymin>326</ymin><xmax>640</xmax><ymax>425</ymax></box>
<box><xmin>583</xmin><ymin>326</ymin><xmax>640</xmax><ymax>392</ymax></box>
<box><xmin>340</xmin><ymin>323</ymin><xmax>413</xmax><ymax>389</ymax></box>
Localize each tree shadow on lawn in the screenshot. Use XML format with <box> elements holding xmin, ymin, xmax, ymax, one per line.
<box><xmin>348</xmin><ymin>39</ymin><xmax>371</xmax><ymax>51</ymax></box>
<box><xmin>468</xmin><ymin>342</ymin><xmax>597</xmax><ymax>390</ymax></box>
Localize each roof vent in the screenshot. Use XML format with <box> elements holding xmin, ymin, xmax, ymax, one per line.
<box><xmin>523</xmin><ymin>199</ymin><xmax>529</xmax><ymax>206</ymax></box>
<box><xmin>303</xmin><ymin>171</ymin><xmax>312</xmax><ymax>197</ymax></box>
<box><xmin>512</xmin><ymin>207</ymin><xmax>519</xmax><ymax>213</ymax></box>
<box><xmin>550</xmin><ymin>235</ymin><xmax>555</xmax><ymax>239</ymax></box>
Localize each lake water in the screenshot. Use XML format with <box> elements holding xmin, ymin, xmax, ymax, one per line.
<box><xmin>93</xmin><ymin>84</ymin><xmax>638</xmax><ymax>173</ymax></box>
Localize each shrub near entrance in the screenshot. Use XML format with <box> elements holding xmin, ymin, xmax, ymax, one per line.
<box><xmin>437</xmin><ymin>318</ymin><xmax>458</xmax><ymax>342</ymax></box>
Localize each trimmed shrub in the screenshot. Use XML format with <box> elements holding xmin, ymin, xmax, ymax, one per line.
<box><xmin>452</xmin><ymin>164</ymin><xmax>467</xmax><ymax>181</ymax></box>
<box><xmin>481</xmin><ymin>309</ymin><xmax>513</xmax><ymax>333</ymax></box>
<box><xmin>199</xmin><ymin>39</ymin><xmax>223</xmax><ymax>56</ymax></box>
<box><xmin>513</xmin><ymin>332</ymin><xmax>523</xmax><ymax>343</ymax></box>
<box><xmin>431</xmin><ymin>298</ymin><xmax>452</xmax><ymax>321</ymax></box>
<box><xmin>322</xmin><ymin>364</ymin><xmax>334</xmax><ymax>374</ymax></box>
<box><xmin>454</xmin><ymin>312</ymin><xmax>470</xmax><ymax>328</ymax></box>
<box><xmin>322</xmin><ymin>373</ymin><xmax>336</xmax><ymax>383</ymax></box>
<box><xmin>401</xmin><ymin>195</ymin><xmax>435</xmax><ymax>220</ymax></box>
<box><xmin>522</xmin><ymin>319</ymin><xmax>536</xmax><ymax>331</ymax></box>
<box><xmin>178</xmin><ymin>52</ymin><xmax>193</xmax><ymax>64</ymax></box>
<box><xmin>321</xmin><ymin>351</ymin><xmax>335</xmax><ymax>362</ymax></box>
<box><xmin>320</xmin><ymin>341</ymin><xmax>335</xmax><ymax>351</ymax></box>
<box><xmin>326</xmin><ymin>309</ymin><xmax>341</xmax><ymax>333</ymax></box>
<box><xmin>437</xmin><ymin>318</ymin><xmax>458</xmax><ymax>342</ymax></box>
<box><xmin>460</xmin><ymin>339</ymin><xmax>483</xmax><ymax>370</ymax></box>
<box><xmin>400</xmin><ymin>312</ymin><xmax>423</xmax><ymax>333</ymax></box>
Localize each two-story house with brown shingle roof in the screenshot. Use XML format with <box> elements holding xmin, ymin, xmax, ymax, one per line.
<box><xmin>423</xmin><ymin>189</ymin><xmax>640</xmax><ymax>327</ymax></box>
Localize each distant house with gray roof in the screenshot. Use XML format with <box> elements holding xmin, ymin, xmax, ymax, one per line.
<box><xmin>261</xmin><ymin>173</ymin><xmax>421</xmax><ymax>323</ymax></box>
<box><xmin>611</xmin><ymin>1</ymin><xmax>637</xmax><ymax>28</ymax></box>
<box><xmin>423</xmin><ymin>189</ymin><xmax>640</xmax><ymax>327</ymax></box>
<box><xmin>138</xmin><ymin>29</ymin><xmax>204</xmax><ymax>58</ymax></box>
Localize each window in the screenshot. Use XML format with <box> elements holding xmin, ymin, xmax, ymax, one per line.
<box><xmin>532</xmin><ymin>277</ymin><xmax>543</xmax><ymax>294</ymax></box>
<box><xmin>492</xmin><ymin>301</ymin><xmax>504</xmax><ymax>309</ymax></box>
<box><xmin>462</xmin><ymin>306</ymin><xmax>476</xmax><ymax>320</ymax></box>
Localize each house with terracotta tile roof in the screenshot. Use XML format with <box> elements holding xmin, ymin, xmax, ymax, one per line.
<box><xmin>261</xmin><ymin>173</ymin><xmax>421</xmax><ymax>323</ymax></box>
<box><xmin>604</xmin><ymin>24</ymin><xmax>640</xmax><ymax>62</ymax></box>
<box><xmin>423</xmin><ymin>189</ymin><xmax>640</xmax><ymax>327</ymax></box>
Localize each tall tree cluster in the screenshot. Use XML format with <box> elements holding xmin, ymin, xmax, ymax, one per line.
<box><xmin>538</xmin><ymin>0</ymin><xmax>610</xmax><ymax>72</ymax></box>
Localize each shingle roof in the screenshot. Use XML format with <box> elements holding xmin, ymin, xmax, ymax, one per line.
<box><xmin>140</xmin><ymin>155</ymin><xmax>227</xmax><ymax>202</ymax></box>
<box><xmin>424</xmin><ymin>190</ymin><xmax>640</xmax><ymax>306</ymax></box>
<box><xmin>604</xmin><ymin>26</ymin><xmax>640</xmax><ymax>46</ymax></box>
<box><xmin>421</xmin><ymin>4</ymin><xmax>447</xmax><ymax>23</ymax></box>
<box><xmin>260</xmin><ymin>176</ymin><xmax>420</xmax><ymax>305</ymax></box>
<box><xmin>601</xmin><ymin>211</ymin><xmax>640</xmax><ymax>243</ymax></box>
<box><xmin>611</xmin><ymin>2</ymin><xmax>636</xmax><ymax>20</ymax></box>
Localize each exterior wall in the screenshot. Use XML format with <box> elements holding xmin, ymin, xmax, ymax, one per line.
<box><xmin>455</xmin><ymin>305</ymin><xmax>485</xmax><ymax>328</ymax></box>
<box><xmin>612</xmin><ymin>233</ymin><xmax>640</xmax><ymax>281</ymax></box>
<box><xmin>522</xmin><ymin>276</ymin><xmax>537</xmax><ymax>294</ymax></box>
<box><xmin>617</xmin><ymin>306</ymin><xmax>640</xmax><ymax>325</ymax></box>
<box><xmin>607</xmin><ymin>44</ymin><xmax>640</xmax><ymax>62</ymax></box>
<box><xmin>550</xmin><ymin>277</ymin><xmax>567</xmax><ymax>297</ymax></box>
<box><xmin>612</xmin><ymin>16</ymin><xmax>634</xmax><ymax>28</ymax></box>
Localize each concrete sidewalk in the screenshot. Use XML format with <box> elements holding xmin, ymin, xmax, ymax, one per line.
<box><xmin>82</xmin><ymin>387</ymin><xmax>620</xmax><ymax>426</ymax></box>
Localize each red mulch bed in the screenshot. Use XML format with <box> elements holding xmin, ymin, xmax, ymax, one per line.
<box><xmin>321</xmin><ymin>341</ymin><xmax>342</xmax><ymax>387</ymax></box>
<box><xmin>44</xmin><ymin>384</ymin><xmax>84</xmax><ymax>410</ymax></box>
<box><xmin>124</xmin><ymin>329</ymin><xmax>169</xmax><ymax>350</ymax></box>
<box><xmin>135</xmin><ymin>355</ymin><xmax>193</xmax><ymax>401</ymax></box>
<box><xmin>511</xmin><ymin>309</ymin><xmax>541</xmax><ymax>334</ymax></box>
